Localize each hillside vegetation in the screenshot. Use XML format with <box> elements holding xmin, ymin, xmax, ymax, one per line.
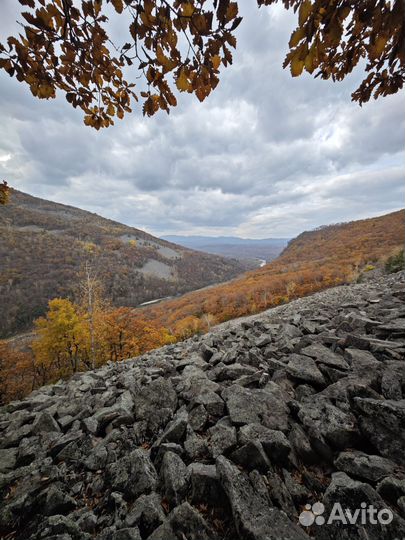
<box><xmin>0</xmin><ymin>209</ymin><xmax>403</xmax><ymax>404</ymax></box>
<box><xmin>0</xmin><ymin>190</ymin><xmax>251</xmax><ymax>337</ymax></box>
<box><xmin>145</xmin><ymin>210</ymin><xmax>405</xmax><ymax>331</ymax></box>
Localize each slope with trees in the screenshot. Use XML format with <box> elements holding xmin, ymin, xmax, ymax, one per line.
<box><xmin>0</xmin><ymin>189</ymin><xmax>251</xmax><ymax>337</ymax></box>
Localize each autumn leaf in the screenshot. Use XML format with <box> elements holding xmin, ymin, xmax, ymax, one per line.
<box><xmin>299</xmin><ymin>0</ymin><xmax>312</xmax><ymax>26</ymax></box>
<box><xmin>176</xmin><ymin>68</ymin><xmax>191</xmax><ymax>92</ymax></box>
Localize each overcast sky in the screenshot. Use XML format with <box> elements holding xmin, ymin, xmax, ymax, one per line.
<box><xmin>0</xmin><ymin>2</ymin><xmax>403</xmax><ymax>239</ymax></box>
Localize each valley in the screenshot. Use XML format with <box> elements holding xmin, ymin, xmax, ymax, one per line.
<box><xmin>0</xmin><ymin>190</ymin><xmax>253</xmax><ymax>337</ymax></box>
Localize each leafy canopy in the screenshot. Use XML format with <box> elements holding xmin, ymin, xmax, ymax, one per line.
<box><xmin>0</xmin><ymin>0</ymin><xmax>403</xmax><ymax>129</ymax></box>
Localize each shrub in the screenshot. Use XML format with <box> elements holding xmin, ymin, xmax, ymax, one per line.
<box><xmin>385</xmin><ymin>250</ymin><xmax>404</xmax><ymax>274</ymax></box>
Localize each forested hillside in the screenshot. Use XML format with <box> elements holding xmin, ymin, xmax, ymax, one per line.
<box><xmin>0</xmin><ymin>190</ymin><xmax>251</xmax><ymax>337</ymax></box>
<box><xmin>0</xmin><ymin>209</ymin><xmax>403</xmax><ymax>404</ymax></box>
<box><xmin>145</xmin><ymin>210</ymin><xmax>405</xmax><ymax>331</ymax></box>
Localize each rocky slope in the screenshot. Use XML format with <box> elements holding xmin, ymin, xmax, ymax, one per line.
<box><xmin>0</xmin><ymin>272</ymin><xmax>405</xmax><ymax>540</ymax></box>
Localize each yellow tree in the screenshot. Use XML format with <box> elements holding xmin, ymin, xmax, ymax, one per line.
<box><xmin>33</xmin><ymin>298</ymin><xmax>89</xmax><ymax>381</ymax></box>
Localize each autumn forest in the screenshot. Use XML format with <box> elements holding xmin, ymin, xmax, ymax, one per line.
<box><xmin>1</xmin><ymin>203</ymin><xmax>403</xmax><ymax>404</ymax></box>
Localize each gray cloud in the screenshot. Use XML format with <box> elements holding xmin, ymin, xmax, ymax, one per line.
<box><xmin>0</xmin><ymin>2</ymin><xmax>403</xmax><ymax>239</ymax></box>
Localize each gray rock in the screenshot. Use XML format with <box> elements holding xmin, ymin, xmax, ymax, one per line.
<box><xmin>168</xmin><ymin>502</ymin><xmax>219</xmax><ymax>540</ymax></box>
<box><xmin>286</xmin><ymin>354</ymin><xmax>326</xmax><ymax>386</ymax></box>
<box><xmin>216</xmin><ymin>363</ymin><xmax>257</xmax><ymax>381</ymax></box>
<box><xmin>188</xmin><ymin>463</ymin><xmax>224</xmax><ymax>505</ymax></box>
<box><xmin>41</xmin><ymin>484</ymin><xmax>77</xmax><ymax>515</ymax></box>
<box><xmin>267</xmin><ymin>471</ymin><xmax>297</xmax><ymax>518</ymax></box>
<box><xmin>184</xmin><ymin>432</ymin><xmax>209</xmax><ymax>461</ymax></box>
<box><xmin>301</xmin><ymin>343</ymin><xmax>349</xmax><ymax>370</ymax></box>
<box><xmin>354</xmin><ymin>398</ymin><xmax>405</xmax><ymax>466</ymax></box>
<box><xmin>335</xmin><ymin>450</ymin><xmax>397</xmax><ymax>482</ymax></box>
<box><xmin>188</xmin><ymin>404</ymin><xmax>208</xmax><ymax>431</ymax></box>
<box><xmin>153</xmin><ymin>410</ymin><xmax>188</xmax><ymax>446</ymax></box>
<box><xmin>216</xmin><ymin>456</ymin><xmax>309</xmax><ymax>539</ymax></box>
<box><xmin>146</xmin><ymin>521</ymin><xmax>177</xmax><ymax>540</ymax></box>
<box><xmin>231</xmin><ymin>440</ymin><xmax>271</xmax><ymax>472</ymax></box>
<box><xmin>190</xmin><ymin>391</ymin><xmax>225</xmax><ymax>417</ymax></box>
<box><xmin>152</xmin><ymin>443</ymin><xmax>184</xmax><ymax>470</ymax></box>
<box><xmin>0</xmin><ymin>448</ymin><xmax>17</xmax><ymax>473</ymax></box>
<box><xmin>317</xmin><ymin>472</ymin><xmax>405</xmax><ymax>540</ymax></box>
<box><xmin>208</xmin><ymin>419</ymin><xmax>237</xmax><ymax>458</ymax></box>
<box><xmin>223</xmin><ymin>384</ymin><xmax>289</xmax><ymax>432</ymax></box>
<box><xmin>376</xmin><ymin>476</ymin><xmax>405</xmax><ymax>504</ymax></box>
<box><xmin>125</xmin><ymin>492</ymin><xmax>165</xmax><ymax>537</ymax></box>
<box><xmin>159</xmin><ymin>451</ymin><xmax>188</xmax><ymax>506</ymax></box>
<box><xmin>133</xmin><ymin>377</ymin><xmax>178</xmax><ymax>432</ymax></box>
<box><xmin>32</xmin><ymin>412</ymin><xmax>61</xmax><ymax>433</ymax></box>
<box><xmin>238</xmin><ymin>423</ymin><xmax>291</xmax><ymax>464</ymax></box>
<box><xmin>107</xmin><ymin>449</ymin><xmax>157</xmax><ymax>498</ymax></box>
<box><xmin>298</xmin><ymin>396</ymin><xmax>359</xmax><ymax>453</ymax></box>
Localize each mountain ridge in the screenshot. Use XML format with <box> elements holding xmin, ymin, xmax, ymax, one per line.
<box><xmin>161</xmin><ymin>235</ymin><xmax>289</xmax><ymax>261</ymax></box>
<box><xmin>0</xmin><ymin>189</ymin><xmax>252</xmax><ymax>337</ymax></box>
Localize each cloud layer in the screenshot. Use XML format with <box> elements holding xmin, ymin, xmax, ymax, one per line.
<box><xmin>0</xmin><ymin>2</ymin><xmax>403</xmax><ymax>238</ymax></box>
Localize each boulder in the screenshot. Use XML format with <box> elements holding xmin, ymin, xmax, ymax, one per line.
<box><xmin>286</xmin><ymin>354</ymin><xmax>326</xmax><ymax>386</ymax></box>
<box><xmin>317</xmin><ymin>472</ymin><xmax>405</xmax><ymax>540</ymax></box>
<box><xmin>159</xmin><ymin>451</ymin><xmax>188</xmax><ymax>506</ymax></box>
<box><xmin>208</xmin><ymin>418</ymin><xmax>237</xmax><ymax>458</ymax></box>
<box><xmin>334</xmin><ymin>450</ymin><xmax>397</xmax><ymax>483</ymax></box>
<box><xmin>223</xmin><ymin>384</ymin><xmax>289</xmax><ymax>432</ymax></box>
<box><xmin>216</xmin><ymin>456</ymin><xmax>309</xmax><ymax>540</ymax></box>
<box><xmin>354</xmin><ymin>398</ymin><xmax>405</xmax><ymax>466</ymax></box>
<box><xmin>106</xmin><ymin>449</ymin><xmax>157</xmax><ymax>499</ymax></box>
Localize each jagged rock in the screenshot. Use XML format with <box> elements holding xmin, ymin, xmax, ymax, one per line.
<box><xmin>133</xmin><ymin>378</ymin><xmax>177</xmax><ymax>432</ymax></box>
<box><xmin>222</xmin><ymin>384</ymin><xmax>289</xmax><ymax>432</ymax></box>
<box><xmin>146</xmin><ymin>521</ymin><xmax>177</xmax><ymax>540</ymax></box>
<box><xmin>317</xmin><ymin>472</ymin><xmax>405</xmax><ymax>540</ymax></box>
<box><xmin>168</xmin><ymin>502</ymin><xmax>219</xmax><ymax>540</ymax></box>
<box><xmin>216</xmin><ymin>363</ymin><xmax>257</xmax><ymax>381</ymax></box>
<box><xmin>41</xmin><ymin>484</ymin><xmax>77</xmax><ymax>516</ymax></box>
<box><xmin>77</xmin><ymin>511</ymin><xmax>97</xmax><ymax>533</ymax></box>
<box><xmin>188</xmin><ymin>463</ymin><xmax>224</xmax><ymax>505</ymax></box>
<box><xmin>125</xmin><ymin>492</ymin><xmax>165</xmax><ymax>536</ymax></box>
<box><xmin>334</xmin><ymin>450</ymin><xmax>397</xmax><ymax>482</ymax></box>
<box><xmin>153</xmin><ymin>410</ymin><xmax>188</xmax><ymax>446</ymax></box>
<box><xmin>0</xmin><ymin>448</ymin><xmax>17</xmax><ymax>473</ymax></box>
<box><xmin>97</xmin><ymin>527</ymin><xmax>142</xmax><ymax>540</ymax></box>
<box><xmin>106</xmin><ymin>449</ymin><xmax>157</xmax><ymax>499</ymax></box>
<box><xmin>298</xmin><ymin>397</ymin><xmax>360</xmax><ymax>454</ymax></box>
<box><xmin>381</xmin><ymin>366</ymin><xmax>403</xmax><ymax>400</ymax></box>
<box><xmin>286</xmin><ymin>354</ymin><xmax>326</xmax><ymax>386</ymax></box>
<box><xmin>376</xmin><ymin>477</ymin><xmax>405</xmax><ymax>504</ymax></box>
<box><xmin>188</xmin><ymin>404</ymin><xmax>208</xmax><ymax>431</ymax></box>
<box><xmin>32</xmin><ymin>411</ymin><xmax>61</xmax><ymax>433</ymax></box>
<box><xmin>300</xmin><ymin>343</ymin><xmax>349</xmax><ymax>370</ymax></box>
<box><xmin>354</xmin><ymin>398</ymin><xmax>405</xmax><ymax>466</ymax></box>
<box><xmin>152</xmin><ymin>443</ymin><xmax>184</xmax><ymax>470</ymax></box>
<box><xmin>267</xmin><ymin>470</ymin><xmax>297</xmax><ymax>518</ymax></box>
<box><xmin>238</xmin><ymin>424</ymin><xmax>291</xmax><ymax>464</ymax></box>
<box><xmin>216</xmin><ymin>456</ymin><xmax>309</xmax><ymax>539</ymax></box>
<box><xmin>208</xmin><ymin>418</ymin><xmax>237</xmax><ymax>458</ymax></box>
<box><xmin>184</xmin><ymin>432</ymin><xmax>209</xmax><ymax>461</ymax></box>
<box><xmin>190</xmin><ymin>391</ymin><xmax>225</xmax><ymax>417</ymax></box>
<box><xmin>159</xmin><ymin>451</ymin><xmax>188</xmax><ymax>506</ymax></box>
<box><xmin>231</xmin><ymin>440</ymin><xmax>271</xmax><ymax>472</ymax></box>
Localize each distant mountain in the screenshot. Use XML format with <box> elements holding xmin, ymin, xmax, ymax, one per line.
<box><xmin>0</xmin><ymin>190</ymin><xmax>251</xmax><ymax>337</ymax></box>
<box><xmin>161</xmin><ymin>235</ymin><xmax>289</xmax><ymax>261</ymax></box>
